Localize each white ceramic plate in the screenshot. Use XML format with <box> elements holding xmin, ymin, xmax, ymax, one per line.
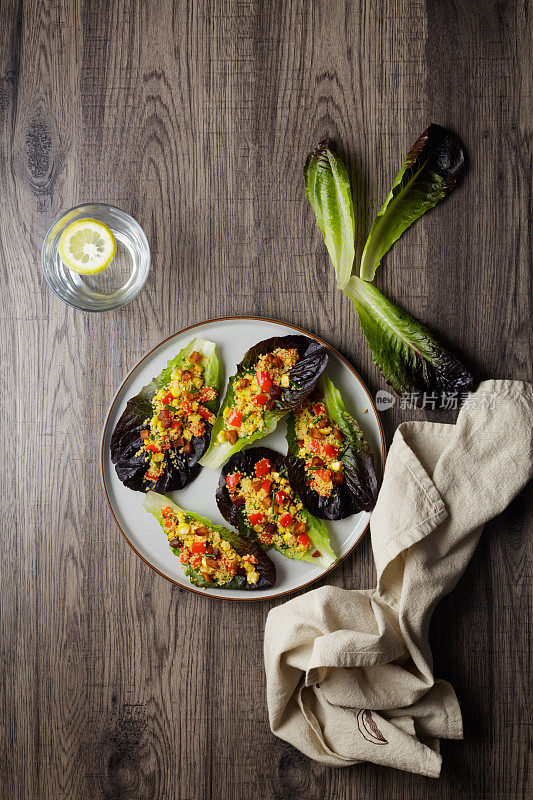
<box><xmin>101</xmin><ymin>317</ymin><xmax>385</xmax><ymax>600</ymax></box>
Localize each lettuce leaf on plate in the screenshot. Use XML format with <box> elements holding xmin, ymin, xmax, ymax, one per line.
<box><xmin>143</xmin><ymin>491</ymin><xmax>276</xmax><ymax>590</ymax></box>
<box><xmin>216</xmin><ymin>446</ymin><xmax>336</xmax><ymax>568</ymax></box>
<box><xmin>286</xmin><ymin>375</ymin><xmax>378</xmax><ymax>519</ymax></box>
<box><xmin>200</xmin><ymin>335</ymin><xmax>328</xmax><ymax>470</ymax></box>
<box><xmin>110</xmin><ymin>338</ymin><xmax>222</xmax><ymax>493</ymax></box>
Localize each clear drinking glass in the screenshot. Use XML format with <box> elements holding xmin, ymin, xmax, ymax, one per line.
<box><xmin>41</xmin><ymin>203</ymin><xmax>150</xmax><ymax>311</ymax></box>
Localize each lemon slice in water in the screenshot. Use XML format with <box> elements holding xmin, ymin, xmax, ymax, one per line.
<box><xmin>58</xmin><ymin>218</ymin><xmax>116</xmax><ymax>275</ymax></box>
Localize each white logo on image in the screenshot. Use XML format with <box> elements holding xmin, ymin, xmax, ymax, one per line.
<box><xmin>375</xmin><ymin>390</ymin><xmax>396</xmax><ymax>411</ymax></box>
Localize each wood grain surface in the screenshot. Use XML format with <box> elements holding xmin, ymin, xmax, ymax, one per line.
<box><xmin>0</xmin><ymin>0</ymin><xmax>531</xmax><ymax>798</ymax></box>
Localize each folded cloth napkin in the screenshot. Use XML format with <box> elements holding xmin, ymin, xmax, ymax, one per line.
<box><xmin>264</xmin><ymin>380</ymin><xmax>533</xmax><ymax>777</ymax></box>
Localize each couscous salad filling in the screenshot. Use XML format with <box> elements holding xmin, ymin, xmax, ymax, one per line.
<box><xmin>292</xmin><ymin>393</ymin><xmax>345</xmax><ymax>499</ymax></box>
<box><xmin>217</xmin><ymin>346</ymin><xmax>299</xmax><ymax>444</ymax></box>
<box><xmin>139</xmin><ymin>349</ymin><xmax>217</xmax><ymax>485</ymax></box>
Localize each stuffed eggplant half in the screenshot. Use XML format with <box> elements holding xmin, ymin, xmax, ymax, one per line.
<box><xmin>200</xmin><ymin>335</ymin><xmax>328</xmax><ymax>470</ymax></box>
<box><xmin>143</xmin><ymin>492</ymin><xmax>276</xmax><ymax>590</ymax></box>
<box><xmin>216</xmin><ymin>447</ymin><xmax>336</xmax><ymax>568</ymax></box>
<box><xmin>110</xmin><ymin>338</ymin><xmax>222</xmax><ymax>493</ymax></box>
<box><xmin>286</xmin><ymin>375</ymin><xmax>378</xmax><ymax>519</ymax></box>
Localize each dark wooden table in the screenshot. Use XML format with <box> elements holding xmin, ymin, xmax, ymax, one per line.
<box><xmin>1</xmin><ymin>1</ymin><xmax>531</xmax><ymax>798</ymax></box>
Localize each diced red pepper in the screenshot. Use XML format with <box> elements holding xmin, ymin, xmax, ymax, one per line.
<box><xmin>164</xmin><ymin>519</ymin><xmax>174</xmax><ymax>530</ymax></box>
<box><xmin>191</xmin><ymin>541</ymin><xmax>207</xmax><ymax>554</ymax></box>
<box><xmin>256</xmin><ymin>368</ymin><xmax>272</xmax><ymax>392</ymax></box>
<box><xmin>171</xmin><ymin>419</ymin><xmax>182</xmax><ymax>431</ymax></box>
<box><xmin>275</xmin><ymin>490</ymin><xmax>289</xmax><ymax>505</ymax></box>
<box><xmin>259</xmin><ymin>532</ymin><xmax>273</xmax><ymax>545</ymax></box>
<box><xmin>279</xmin><ymin>513</ymin><xmax>294</xmax><ymax>528</ymax></box>
<box><xmin>198</xmin><ymin>405</ymin><xmax>212</xmax><ymax>421</ymax></box>
<box><xmin>226</xmin><ymin>472</ymin><xmax>241</xmax><ymax>492</ymax></box>
<box><xmin>261</xmin><ymin>479</ymin><xmax>271</xmax><ymax>495</ymax></box>
<box><xmin>298</xmin><ymin>533</ymin><xmax>310</xmax><ymax>548</ymax></box>
<box><xmin>314</xmin><ymin>469</ymin><xmax>332</xmax><ymax>483</ymax></box>
<box><xmin>255</xmin><ymin>458</ymin><xmax>270</xmax><ymax>478</ymax></box>
<box><xmin>309</xmin><ymin>439</ymin><xmax>322</xmax><ymax>454</ymax></box>
<box><xmin>253</xmin><ymin>393</ymin><xmax>268</xmax><ymax>405</ymax></box>
<box><xmin>248</xmin><ymin>512</ymin><xmax>264</xmax><ymax>526</ymax></box>
<box><xmin>323</xmin><ymin>444</ymin><xmax>338</xmax><ymax>458</ymax></box>
<box><xmin>227</xmin><ymin>410</ymin><xmax>242</xmax><ymax>427</ymax></box>
<box><xmin>161</xmin><ymin>506</ymin><xmax>174</xmax><ymax>519</ymax></box>
<box><xmin>181</xmin><ymin>400</ymin><xmax>192</xmax><ymax>414</ymax></box>
<box><xmin>145</xmin><ymin>443</ymin><xmax>160</xmax><ymax>453</ymax></box>
<box><xmin>180</xmin><ymin>548</ymin><xmax>190</xmax><ymax>564</ymax></box>
<box><xmin>162</xmin><ymin>392</ymin><xmax>174</xmax><ymax>405</ymax></box>
<box><xmin>222</xmin><ymin>559</ymin><xmax>237</xmax><ymax>573</ymax></box>
<box><xmin>190</xmin><ymin>554</ymin><xmax>202</xmax><ymax>569</ymax></box>
<box><xmin>313</xmin><ymin>403</ymin><xmax>324</xmax><ymax>415</ymax></box>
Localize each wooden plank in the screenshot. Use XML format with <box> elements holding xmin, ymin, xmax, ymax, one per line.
<box><xmin>0</xmin><ymin>0</ymin><xmax>530</xmax><ymax>798</ymax></box>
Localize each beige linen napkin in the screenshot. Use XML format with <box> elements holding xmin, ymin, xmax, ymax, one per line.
<box><xmin>264</xmin><ymin>380</ymin><xmax>533</xmax><ymax>777</ymax></box>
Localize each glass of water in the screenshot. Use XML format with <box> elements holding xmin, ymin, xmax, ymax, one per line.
<box><xmin>41</xmin><ymin>203</ymin><xmax>150</xmax><ymax>311</ymax></box>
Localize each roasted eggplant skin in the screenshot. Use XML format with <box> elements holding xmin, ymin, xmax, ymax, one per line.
<box><xmin>285</xmin><ymin>376</ymin><xmax>378</xmax><ymax>519</ymax></box>
<box><xmin>143</xmin><ymin>492</ymin><xmax>276</xmax><ymax>590</ymax></box>
<box><xmin>201</xmin><ymin>335</ymin><xmax>329</xmax><ymax>470</ymax></box>
<box><xmin>110</xmin><ymin>339</ymin><xmax>221</xmax><ymax>493</ymax></box>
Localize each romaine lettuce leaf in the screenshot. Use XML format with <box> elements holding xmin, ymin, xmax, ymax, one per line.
<box><xmin>216</xmin><ymin>447</ymin><xmax>336</xmax><ymax>568</ymax></box>
<box><xmin>286</xmin><ymin>375</ymin><xmax>378</xmax><ymax>519</ymax></box>
<box><xmin>360</xmin><ymin>124</ymin><xmax>465</xmax><ymax>281</ymax></box>
<box><xmin>303</xmin><ymin>137</ymin><xmax>473</xmax><ymax>399</ymax></box>
<box><xmin>201</xmin><ymin>335</ymin><xmax>328</xmax><ymax>470</ymax></box>
<box><xmin>143</xmin><ymin>491</ymin><xmax>276</xmax><ymax>590</ymax></box>
<box><xmin>110</xmin><ymin>338</ymin><xmax>222</xmax><ymax>492</ymax></box>
<box><xmin>304</xmin><ymin>139</ymin><xmax>355</xmax><ymax>288</ymax></box>
<box><xmin>344</xmin><ymin>277</ymin><xmax>473</xmax><ymax>396</ymax></box>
